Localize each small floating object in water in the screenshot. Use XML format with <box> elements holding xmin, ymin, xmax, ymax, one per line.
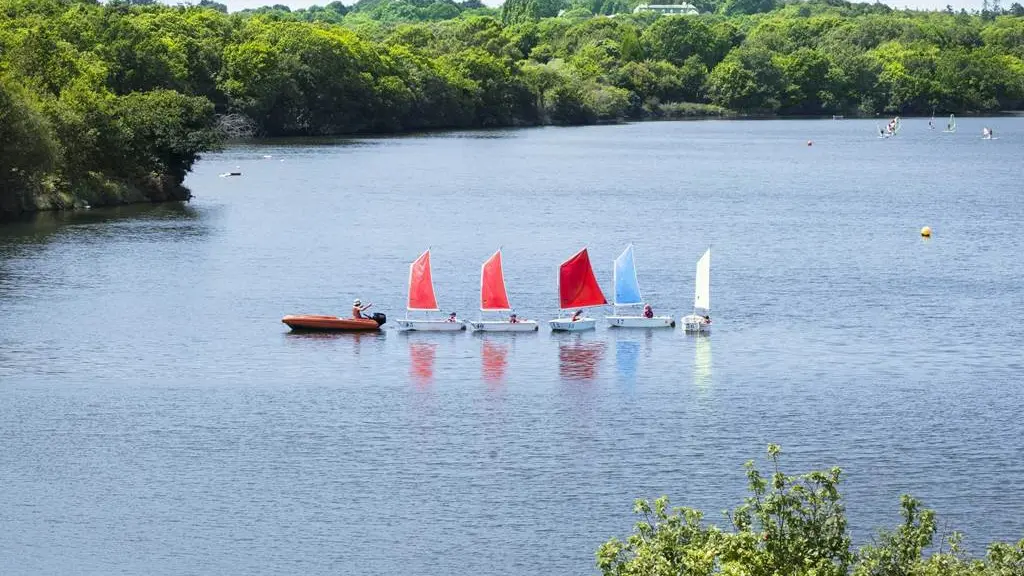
<box><xmin>263</xmin><ymin>155</ymin><xmax>272</xmax><ymax>159</ymax></box>
<box><xmin>920</xmin><ymin>226</ymin><xmax>932</xmax><ymax>237</ymax></box>
<box><xmin>806</xmin><ymin>140</ymin><xmax>813</xmax><ymax>146</ymax></box>
<box><xmin>219</xmin><ymin>172</ymin><xmax>242</xmax><ymax>177</ymax></box>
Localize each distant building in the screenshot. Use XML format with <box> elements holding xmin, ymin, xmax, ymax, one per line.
<box><xmin>632</xmin><ymin>3</ymin><xmax>700</xmax><ymax>15</ymax></box>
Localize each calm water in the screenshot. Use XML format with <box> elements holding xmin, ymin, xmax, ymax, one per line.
<box><xmin>2</xmin><ymin>119</ymin><xmax>1023</xmax><ymax>575</ymax></box>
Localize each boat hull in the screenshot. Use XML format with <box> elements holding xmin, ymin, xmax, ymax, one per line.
<box><xmin>549</xmin><ymin>317</ymin><xmax>597</xmax><ymax>331</ymax></box>
<box><xmin>464</xmin><ymin>320</ymin><xmax>539</xmax><ymax>332</ymax></box>
<box><xmin>682</xmin><ymin>314</ymin><xmax>712</xmax><ymax>334</ymax></box>
<box><xmin>282</xmin><ymin>315</ymin><xmax>381</xmax><ymax>331</ymax></box>
<box><xmin>606</xmin><ymin>315</ymin><xmax>675</xmax><ymax>328</ymax></box>
<box><xmin>394</xmin><ymin>319</ymin><xmax>466</xmax><ymax>332</ymax></box>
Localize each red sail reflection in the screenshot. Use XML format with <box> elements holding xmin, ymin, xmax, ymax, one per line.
<box><xmin>409</xmin><ymin>341</ymin><xmax>437</xmax><ymax>386</ymax></box>
<box><xmin>558</xmin><ymin>339</ymin><xmax>606</xmax><ymax>381</ymax></box>
<box><xmin>481</xmin><ymin>339</ymin><xmax>509</xmax><ymax>384</ymax></box>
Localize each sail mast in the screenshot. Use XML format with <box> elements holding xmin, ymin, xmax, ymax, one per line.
<box><xmin>693</xmin><ymin>248</ymin><xmax>710</xmax><ymax>314</ymax></box>
<box><xmin>613</xmin><ymin>244</ymin><xmax>643</xmax><ymax>307</ymax></box>
<box><xmin>558</xmin><ymin>248</ymin><xmax>607</xmax><ymax>310</ymax></box>
<box><xmin>480</xmin><ymin>249</ymin><xmax>511</xmax><ymax>312</ymax></box>
<box><xmin>408</xmin><ymin>249</ymin><xmax>440</xmax><ymax>313</ymax></box>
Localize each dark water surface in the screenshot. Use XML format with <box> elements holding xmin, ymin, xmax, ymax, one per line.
<box><xmin>2</xmin><ymin>119</ymin><xmax>1023</xmax><ymax>575</ymax></box>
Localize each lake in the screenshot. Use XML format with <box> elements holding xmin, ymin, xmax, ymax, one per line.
<box><xmin>2</xmin><ymin>118</ymin><xmax>1022</xmax><ymax>575</ymax></box>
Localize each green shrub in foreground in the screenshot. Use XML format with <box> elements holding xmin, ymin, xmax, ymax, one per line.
<box><xmin>597</xmin><ymin>445</ymin><xmax>1024</xmax><ymax>576</ymax></box>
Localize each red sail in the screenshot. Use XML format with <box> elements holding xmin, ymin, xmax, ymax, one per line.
<box><xmin>558</xmin><ymin>248</ymin><xmax>607</xmax><ymax>309</ymax></box>
<box><xmin>481</xmin><ymin>250</ymin><xmax>511</xmax><ymax>311</ymax></box>
<box><xmin>407</xmin><ymin>250</ymin><xmax>439</xmax><ymax>311</ymax></box>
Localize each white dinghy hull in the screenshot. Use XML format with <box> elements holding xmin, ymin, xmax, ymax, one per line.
<box><xmin>682</xmin><ymin>315</ymin><xmax>712</xmax><ymax>334</ymax></box>
<box><xmin>465</xmin><ymin>320</ymin><xmax>539</xmax><ymax>332</ymax></box>
<box><xmin>606</xmin><ymin>315</ymin><xmax>675</xmax><ymax>328</ymax></box>
<box><xmin>394</xmin><ymin>319</ymin><xmax>466</xmax><ymax>332</ymax></box>
<box><xmin>549</xmin><ymin>318</ymin><xmax>597</xmax><ymax>332</ymax></box>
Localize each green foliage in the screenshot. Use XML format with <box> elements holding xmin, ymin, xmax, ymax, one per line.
<box><xmin>0</xmin><ymin>75</ymin><xmax>59</xmax><ymax>214</ymax></box>
<box><xmin>4</xmin><ymin>0</ymin><xmax>1024</xmax><ymax>218</ymax></box>
<box><xmin>598</xmin><ymin>445</ymin><xmax>1024</xmax><ymax>576</ymax></box>
<box><xmin>501</xmin><ymin>0</ymin><xmax>568</xmax><ymax>25</ymax></box>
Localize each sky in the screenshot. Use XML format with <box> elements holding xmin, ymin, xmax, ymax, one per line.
<box><xmin>217</xmin><ymin>0</ymin><xmax>990</xmax><ymax>12</ymax></box>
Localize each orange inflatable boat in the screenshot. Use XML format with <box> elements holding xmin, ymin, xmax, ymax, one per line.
<box><xmin>282</xmin><ymin>313</ymin><xmax>386</xmax><ymax>331</ymax></box>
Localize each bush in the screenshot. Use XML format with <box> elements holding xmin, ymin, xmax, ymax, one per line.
<box><xmin>597</xmin><ymin>445</ymin><xmax>1024</xmax><ymax>576</ymax></box>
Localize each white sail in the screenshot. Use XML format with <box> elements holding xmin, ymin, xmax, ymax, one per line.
<box><xmin>693</xmin><ymin>248</ymin><xmax>710</xmax><ymax>312</ymax></box>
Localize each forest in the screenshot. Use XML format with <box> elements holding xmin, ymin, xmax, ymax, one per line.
<box><xmin>2</xmin><ymin>0</ymin><xmax>1024</xmax><ymax>217</ymax></box>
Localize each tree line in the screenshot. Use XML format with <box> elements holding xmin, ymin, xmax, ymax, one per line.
<box><xmin>3</xmin><ymin>0</ymin><xmax>1024</xmax><ymax>217</ymax></box>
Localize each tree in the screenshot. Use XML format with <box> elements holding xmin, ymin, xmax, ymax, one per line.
<box><xmin>501</xmin><ymin>0</ymin><xmax>566</xmax><ymax>25</ymax></box>
<box><xmin>198</xmin><ymin>0</ymin><xmax>227</xmax><ymax>13</ymax></box>
<box><xmin>721</xmin><ymin>0</ymin><xmax>777</xmax><ymax>16</ymax></box>
<box><xmin>640</xmin><ymin>16</ymin><xmax>716</xmax><ymax>66</ymax></box>
<box><xmin>597</xmin><ymin>445</ymin><xmax>1024</xmax><ymax>576</ymax></box>
<box><xmin>0</xmin><ymin>77</ymin><xmax>59</xmax><ymax>215</ymax></box>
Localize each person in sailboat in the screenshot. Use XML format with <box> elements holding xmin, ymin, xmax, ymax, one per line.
<box><xmin>643</xmin><ymin>304</ymin><xmax>654</xmax><ymax>319</ymax></box>
<box><xmin>570</xmin><ymin>309</ymin><xmax>583</xmax><ymax>322</ymax></box>
<box><xmin>929</xmin><ymin>119</ymin><xmax>934</xmax><ymax>130</ymax></box>
<box><xmin>446</xmin><ymin>312</ymin><xmax>458</xmax><ymax>322</ymax></box>
<box><xmin>703</xmin><ymin>314</ymin><xmax>711</xmax><ymax>325</ymax></box>
<box><xmin>509</xmin><ymin>313</ymin><xmax>519</xmax><ymax>324</ymax></box>
<box><xmin>352</xmin><ymin>299</ymin><xmax>373</xmax><ymax>319</ymax></box>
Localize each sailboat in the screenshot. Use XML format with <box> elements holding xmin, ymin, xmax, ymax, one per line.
<box><xmin>944</xmin><ymin>114</ymin><xmax>956</xmax><ymax>133</ymax></box>
<box><xmin>393</xmin><ymin>249</ymin><xmax>465</xmax><ymax>331</ymax></box>
<box><xmin>605</xmin><ymin>244</ymin><xmax>674</xmax><ymax>328</ymax></box>
<box><xmin>464</xmin><ymin>249</ymin><xmax>538</xmax><ymax>332</ymax></box>
<box><xmin>549</xmin><ymin>248</ymin><xmax>606</xmax><ymax>332</ymax></box>
<box><xmin>682</xmin><ymin>248</ymin><xmax>711</xmax><ymax>334</ymax></box>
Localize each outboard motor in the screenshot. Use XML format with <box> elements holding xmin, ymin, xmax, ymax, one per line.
<box><xmin>372</xmin><ymin>312</ymin><xmax>387</xmax><ymax>327</ymax></box>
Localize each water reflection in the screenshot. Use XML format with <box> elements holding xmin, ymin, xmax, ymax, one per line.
<box><xmin>284</xmin><ymin>331</ymin><xmax>378</xmax><ymax>355</ymax></box>
<box><xmin>0</xmin><ymin>203</ymin><xmax>201</xmax><ymax>253</ymax></box>
<box><xmin>408</xmin><ymin>341</ymin><xmax>437</xmax><ymax>386</ymax></box>
<box><xmin>694</xmin><ymin>336</ymin><xmax>712</xmax><ymax>389</ymax></box>
<box><xmin>615</xmin><ymin>340</ymin><xmax>640</xmax><ymax>381</ymax></box>
<box><xmin>481</xmin><ymin>339</ymin><xmax>509</xmax><ymax>384</ymax></box>
<box><xmin>557</xmin><ymin>336</ymin><xmax>606</xmax><ymax>381</ymax></box>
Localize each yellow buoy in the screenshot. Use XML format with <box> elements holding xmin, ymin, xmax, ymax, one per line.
<box><xmin>920</xmin><ymin>226</ymin><xmax>932</xmax><ymax>237</ymax></box>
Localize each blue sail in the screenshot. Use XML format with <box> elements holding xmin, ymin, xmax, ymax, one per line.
<box><xmin>613</xmin><ymin>244</ymin><xmax>643</xmax><ymax>306</ymax></box>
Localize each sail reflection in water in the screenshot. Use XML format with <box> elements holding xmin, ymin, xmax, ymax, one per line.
<box><xmin>615</xmin><ymin>340</ymin><xmax>640</xmax><ymax>381</ymax></box>
<box><xmin>408</xmin><ymin>341</ymin><xmax>437</xmax><ymax>385</ymax></box>
<box><xmin>558</xmin><ymin>338</ymin><xmax>606</xmax><ymax>381</ymax></box>
<box><xmin>481</xmin><ymin>339</ymin><xmax>509</xmax><ymax>383</ymax></box>
<box><xmin>694</xmin><ymin>336</ymin><xmax>712</xmax><ymax>388</ymax></box>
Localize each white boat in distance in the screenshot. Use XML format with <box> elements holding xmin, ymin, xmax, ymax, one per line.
<box><xmin>606</xmin><ymin>244</ymin><xmax>674</xmax><ymax>328</ymax></box>
<box><xmin>944</xmin><ymin>114</ymin><xmax>957</xmax><ymax>133</ymax></box>
<box><xmin>682</xmin><ymin>248</ymin><xmax>712</xmax><ymax>334</ymax></box>
<box><xmin>549</xmin><ymin>248</ymin><xmax>607</xmax><ymax>332</ymax></box>
<box><xmin>394</xmin><ymin>249</ymin><xmax>466</xmax><ymax>331</ymax></box>
<box><xmin>464</xmin><ymin>249</ymin><xmax>538</xmax><ymax>332</ymax></box>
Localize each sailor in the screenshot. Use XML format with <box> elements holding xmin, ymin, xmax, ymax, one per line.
<box><xmin>352</xmin><ymin>299</ymin><xmax>372</xmax><ymax>319</ymax></box>
<box><xmin>570</xmin><ymin>309</ymin><xmax>583</xmax><ymax>322</ymax></box>
<box><xmin>643</xmin><ymin>304</ymin><xmax>654</xmax><ymax>319</ymax></box>
<box><xmin>446</xmin><ymin>312</ymin><xmax>458</xmax><ymax>322</ymax></box>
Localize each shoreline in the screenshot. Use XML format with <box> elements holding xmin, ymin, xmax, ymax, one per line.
<box><xmin>2</xmin><ymin>112</ymin><xmax>1016</xmax><ymax>222</ymax></box>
